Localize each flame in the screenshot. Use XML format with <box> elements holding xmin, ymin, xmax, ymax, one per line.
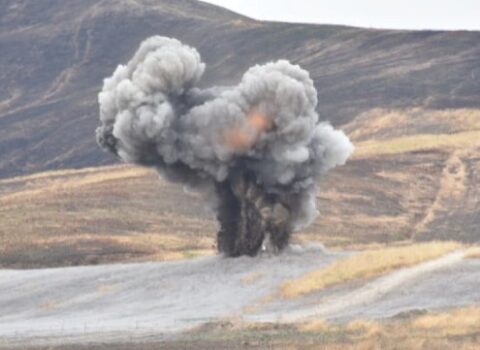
<box><xmin>247</xmin><ymin>110</ymin><xmax>272</xmax><ymax>132</ymax></box>
<box><xmin>224</xmin><ymin>110</ymin><xmax>272</xmax><ymax>152</ymax></box>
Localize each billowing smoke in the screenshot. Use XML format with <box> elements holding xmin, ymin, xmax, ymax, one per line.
<box><xmin>97</xmin><ymin>36</ymin><xmax>354</xmax><ymax>257</ymax></box>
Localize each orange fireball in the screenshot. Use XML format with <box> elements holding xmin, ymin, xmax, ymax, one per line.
<box><xmin>224</xmin><ymin>110</ymin><xmax>272</xmax><ymax>152</ymax></box>
<box><xmin>246</xmin><ymin>110</ymin><xmax>272</xmax><ymax>132</ymax></box>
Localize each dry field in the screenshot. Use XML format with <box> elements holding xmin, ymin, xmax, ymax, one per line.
<box><xmin>1</xmin><ymin>107</ymin><xmax>480</xmax><ymax>268</ymax></box>
<box><xmin>281</xmin><ymin>241</ymin><xmax>462</xmax><ymax>298</ymax></box>
<box><xmin>12</xmin><ymin>306</ymin><xmax>480</xmax><ymax>350</ymax></box>
<box><xmin>465</xmin><ymin>247</ymin><xmax>480</xmax><ymax>259</ymax></box>
<box><xmin>0</xmin><ymin>165</ymin><xmax>216</xmax><ymax>268</ymax></box>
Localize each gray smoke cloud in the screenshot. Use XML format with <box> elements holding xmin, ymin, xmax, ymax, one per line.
<box><xmin>97</xmin><ymin>36</ymin><xmax>354</xmax><ymax>256</ymax></box>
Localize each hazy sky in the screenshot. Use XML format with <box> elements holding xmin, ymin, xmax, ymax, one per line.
<box><xmin>201</xmin><ymin>0</ymin><xmax>480</xmax><ymax>31</ymax></box>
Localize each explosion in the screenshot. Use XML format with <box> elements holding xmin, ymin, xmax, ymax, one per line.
<box><xmin>96</xmin><ymin>36</ymin><xmax>354</xmax><ymax>257</ymax></box>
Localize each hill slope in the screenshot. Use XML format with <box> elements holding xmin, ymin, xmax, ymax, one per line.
<box><xmin>1</xmin><ymin>0</ymin><xmax>480</xmax><ymax>178</ymax></box>
<box><xmin>2</xmin><ymin>129</ymin><xmax>480</xmax><ymax>268</ymax></box>
<box><xmin>1</xmin><ymin>0</ymin><xmax>480</xmax><ymax>267</ymax></box>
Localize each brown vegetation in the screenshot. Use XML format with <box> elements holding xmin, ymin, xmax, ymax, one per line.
<box><xmin>281</xmin><ymin>242</ymin><xmax>461</xmax><ymax>298</ymax></box>
<box><xmin>465</xmin><ymin>246</ymin><xmax>480</xmax><ymax>259</ymax></box>
<box><xmin>0</xmin><ymin>165</ymin><xmax>215</xmax><ymax>268</ymax></box>
<box><xmin>15</xmin><ymin>307</ymin><xmax>480</xmax><ymax>350</ymax></box>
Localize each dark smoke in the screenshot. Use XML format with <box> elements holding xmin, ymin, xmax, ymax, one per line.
<box><xmin>96</xmin><ymin>36</ymin><xmax>354</xmax><ymax>257</ymax></box>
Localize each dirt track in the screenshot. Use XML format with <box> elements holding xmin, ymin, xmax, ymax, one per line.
<box><xmin>1</xmin><ymin>245</ymin><xmax>479</xmax><ymax>348</ymax></box>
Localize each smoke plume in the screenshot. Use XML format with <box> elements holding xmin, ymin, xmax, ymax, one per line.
<box><xmin>97</xmin><ymin>36</ymin><xmax>354</xmax><ymax>257</ymax></box>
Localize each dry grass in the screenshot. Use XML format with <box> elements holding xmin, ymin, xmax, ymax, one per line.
<box><xmin>0</xmin><ymin>145</ymin><xmax>477</xmax><ymax>268</ymax></box>
<box><xmin>412</xmin><ymin>306</ymin><xmax>480</xmax><ymax>336</ymax></box>
<box><xmin>331</xmin><ymin>108</ymin><xmax>480</xmax><ymax>244</ymax></box>
<box><xmin>465</xmin><ymin>246</ymin><xmax>480</xmax><ymax>259</ymax></box>
<box><xmin>414</xmin><ymin>150</ymin><xmax>467</xmax><ymax>235</ymax></box>
<box><xmin>298</xmin><ymin>319</ymin><xmax>330</xmax><ymax>332</ymax></box>
<box><xmin>345</xmin><ymin>107</ymin><xmax>480</xmax><ymax>142</ymax></box>
<box><xmin>0</xmin><ymin>166</ymin><xmax>150</xmax><ymax>202</ymax></box>
<box><xmin>0</xmin><ymin>165</ymin><xmax>118</xmax><ymax>185</ymax></box>
<box><xmin>281</xmin><ymin>241</ymin><xmax>461</xmax><ymax>298</ymax></box>
<box><xmin>0</xmin><ymin>154</ymin><xmax>443</xmax><ymax>268</ymax></box>
<box><xmin>297</xmin><ymin>306</ymin><xmax>480</xmax><ymax>349</ymax></box>
<box><xmin>353</xmin><ymin>130</ymin><xmax>480</xmax><ymax>158</ymax></box>
<box><xmin>12</xmin><ymin>307</ymin><xmax>480</xmax><ymax>349</ymax></box>
<box><xmin>171</xmin><ymin>306</ymin><xmax>480</xmax><ymax>350</ymax></box>
<box><xmin>302</xmin><ymin>148</ymin><xmax>472</xmax><ymax>246</ymax></box>
<box><xmin>0</xmin><ymin>164</ymin><xmax>216</xmax><ymax>268</ymax></box>
<box><xmin>346</xmin><ymin>108</ymin><xmax>410</xmax><ymax>141</ymax></box>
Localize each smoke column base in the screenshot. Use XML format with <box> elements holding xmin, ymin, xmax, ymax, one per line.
<box><xmin>216</xmin><ymin>172</ymin><xmax>291</xmax><ymax>257</ymax></box>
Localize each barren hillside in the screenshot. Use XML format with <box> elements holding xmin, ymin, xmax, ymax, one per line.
<box><xmin>1</xmin><ymin>0</ymin><xmax>479</xmax><ymax>178</ymax></box>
